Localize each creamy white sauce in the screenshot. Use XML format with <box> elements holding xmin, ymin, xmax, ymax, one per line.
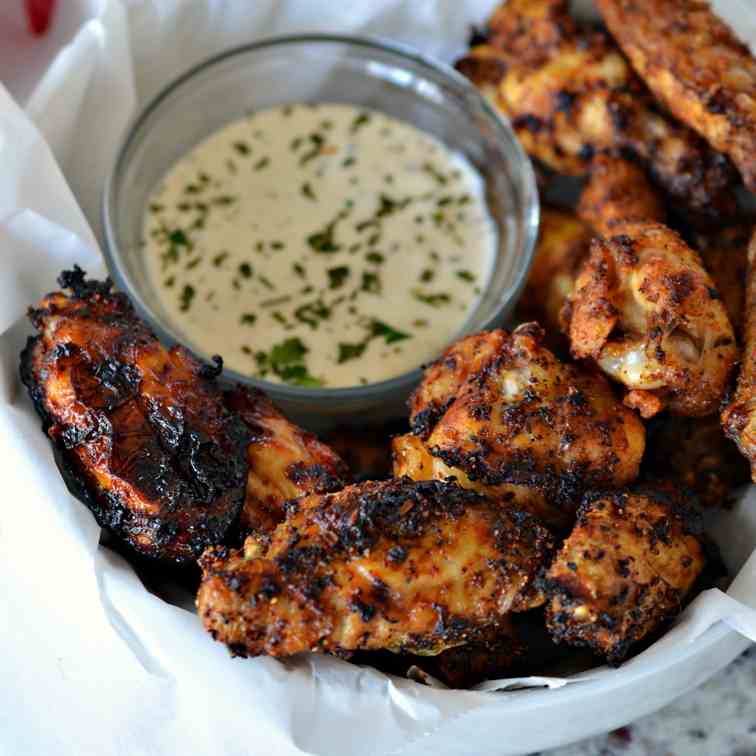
<box><xmin>142</xmin><ymin>103</ymin><xmax>496</xmax><ymax>387</ymax></box>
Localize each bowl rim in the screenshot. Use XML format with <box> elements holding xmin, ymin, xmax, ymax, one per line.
<box><xmin>102</xmin><ymin>31</ymin><xmax>539</xmax><ymax>402</ymax></box>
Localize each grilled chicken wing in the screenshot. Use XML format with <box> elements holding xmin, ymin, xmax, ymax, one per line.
<box><xmin>577</xmin><ymin>155</ymin><xmax>665</xmax><ymax>237</ymax></box>
<box><xmin>197</xmin><ymin>478</ymin><xmax>555</xmax><ymax>657</ymax></box>
<box><xmin>392</xmin><ymin>432</ymin><xmax>571</xmax><ymax>530</ymax></box>
<box><xmin>566</xmin><ymin>223</ymin><xmax>738</xmax><ymax>418</ymax></box>
<box><xmin>543</xmin><ymin>487</ymin><xmax>705</xmax><ymax>663</ymax></box>
<box><xmin>455</xmin><ymin>0</ymin><xmax>737</xmax><ymax>219</ymax></box>
<box><xmin>421</xmin><ymin>324</ymin><xmax>645</xmax><ymax>512</ymax></box>
<box><xmin>722</xmin><ymin>230</ymin><xmax>756</xmax><ymax>480</ymax></box>
<box><xmin>514</xmin><ymin>206</ymin><xmax>593</xmax><ymax>344</ymax></box>
<box><xmin>223</xmin><ymin>386</ymin><xmax>349</xmax><ymax>540</ymax></box>
<box><xmin>644</xmin><ymin>413</ymin><xmax>750</xmax><ymax>507</ymax></box>
<box><xmin>596</xmin><ymin>0</ymin><xmax>756</xmax><ymax>192</ymax></box>
<box><xmin>19</xmin><ymin>268</ymin><xmax>249</xmax><ymax>563</ymax></box>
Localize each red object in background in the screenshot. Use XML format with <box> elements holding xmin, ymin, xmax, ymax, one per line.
<box><xmin>25</xmin><ymin>0</ymin><xmax>57</xmax><ymax>35</ymax></box>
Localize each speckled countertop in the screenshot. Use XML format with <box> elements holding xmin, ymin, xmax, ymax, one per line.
<box><xmin>543</xmin><ymin>648</ymin><xmax>756</xmax><ymax>756</ymax></box>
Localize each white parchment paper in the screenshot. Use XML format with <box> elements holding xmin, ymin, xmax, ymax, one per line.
<box><xmin>2</xmin><ymin>2</ymin><xmax>756</xmax><ymax>755</ymax></box>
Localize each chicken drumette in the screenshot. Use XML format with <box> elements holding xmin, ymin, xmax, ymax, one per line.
<box><xmin>20</xmin><ymin>268</ymin><xmax>249</xmax><ymax>563</ymax></box>
<box><xmin>197</xmin><ymin>478</ymin><xmax>555</xmax><ymax>658</ymax></box>
<box><xmin>402</xmin><ymin>324</ymin><xmax>645</xmax><ymax>525</ymax></box>
<box><xmin>543</xmin><ymin>487</ymin><xmax>706</xmax><ymax>663</ymax></box>
<box><xmin>565</xmin><ymin>159</ymin><xmax>738</xmax><ymax>418</ymax></box>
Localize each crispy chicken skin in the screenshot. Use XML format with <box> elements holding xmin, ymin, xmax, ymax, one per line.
<box><xmin>596</xmin><ymin>0</ymin><xmax>756</xmax><ymax>191</ymax></box>
<box><xmin>223</xmin><ymin>386</ymin><xmax>349</xmax><ymax>539</ymax></box>
<box><xmin>409</xmin><ymin>330</ymin><xmax>507</xmax><ymax>440</ymax></box>
<box><xmin>455</xmin><ymin>0</ymin><xmax>736</xmax><ymax>219</ymax></box>
<box><xmin>644</xmin><ymin>413</ymin><xmax>750</xmax><ymax>507</ymax></box>
<box><xmin>722</xmin><ymin>231</ymin><xmax>756</xmax><ymax>481</ymax></box>
<box><xmin>577</xmin><ymin>155</ymin><xmax>665</xmax><ymax>237</ymax></box>
<box><xmin>424</xmin><ymin>324</ymin><xmax>645</xmax><ymax>509</ymax></box>
<box><xmin>514</xmin><ymin>206</ymin><xmax>593</xmax><ymax>342</ymax></box>
<box><xmin>566</xmin><ymin>224</ymin><xmax>738</xmax><ymax>418</ymax></box>
<box><xmin>692</xmin><ymin>224</ymin><xmax>751</xmax><ymax>340</ymax></box>
<box><xmin>197</xmin><ymin>478</ymin><xmax>555</xmax><ymax>658</ymax></box>
<box><xmin>19</xmin><ymin>268</ymin><xmax>249</xmax><ymax>563</ymax></box>
<box><xmin>392</xmin><ymin>432</ymin><xmax>571</xmax><ymax>530</ymax></box>
<box><xmin>543</xmin><ymin>487</ymin><xmax>705</xmax><ymax>664</ymax></box>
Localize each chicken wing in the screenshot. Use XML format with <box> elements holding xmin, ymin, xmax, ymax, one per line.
<box><xmin>577</xmin><ymin>155</ymin><xmax>665</xmax><ymax>237</ymax></box>
<box><xmin>197</xmin><ymin>478</ymin><xmax>555</xmax><ymax>657</ymax></box>
<box><xmin>456</xmin><ymin>0</ymin><xmax>737</xmax><ymax>219</ymax></box>
<box><xmin>223</xmin><ymin>386</ymin><xmax>349</xmax><ymax>540</ymax></box>
<box><xmin>424</xmin><ymin>324</ymin><xmax>645</xmax><ymax>510</ymax></box>
<box><xmin>543</xmin><ymin>487</ymin><xmax>705</xmax><ymax>664</ymax></box>
<box><xmin>722</xmin><ymin>230</ymin><xmax>756</xmax><ymax>480</ymax></box>
<box><xmin>514</xmin><ymin>206</ymin><xmax>593</xmax><ymax>344</ymax></box>
<box><xmin>644</xmin><ymin>413</ymin><xmax>750</xmax><ymax>507</ymax></box>
<box><xmin>596</xmin><ymin>0</ymin><xmax>756</xmax><ymax>191</ymax></box>
<box><xmin>392</xmin><ymin>432</ymin><xmax>571</xmax><ymax>530</ymax></box>
<box><xmin>20</xmin><ymin>268</ymin><xmax>249</xmax><ymax>563</ymax></box>
<box><xmin>566</xmin><ymin>224</ymin><xmax>738</xmax><ymax>417</ymax></box>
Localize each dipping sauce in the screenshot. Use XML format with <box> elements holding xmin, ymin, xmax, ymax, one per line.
<box><xmin>143</xmin><ymin>104</ymin><xmax>496</xmax><ymax>387</ymax></box>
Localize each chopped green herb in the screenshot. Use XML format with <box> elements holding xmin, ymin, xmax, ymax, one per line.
<box><xmin>258</xmin><ymin>337</ymin><xmax>323</xmax><ymax>387</ymax></box>
<box><xmin>365</xmin><ymin>251</ymin><xmax>385</xmax><ymax>264</ymax></box>
<box><xmin>370</xmin><ymin>319</ymin><xmax>411</xmax><ymax>344</ymax></box>
<box><xmin>292</xmin><ymin>262</ymin><xmax>306</xmax><ymax>277</ymax></box>
<box><xmin>412</xmin><ymin>289</ymin><xmax>451</xmax><ymax>307</ymax></box>
<box><xmin>260</xmin><ymin>295</ymin><xmax>292</xmax><ymax>308</ymax></box>
<box><xmin>149</xmin><ymin>203</ymin><xmax>164</xmax><ymax>213</ymax></box>
<box><xmin>342</xmin><ymin>156</ymin><xmax>356</xmax><ymax>168</ymax></box>
<box><xmin>422</xmin><ymin>161</ymin><xmax>448</xmax><ymax>185</ymax></box>
<box><xmin>420</xmin><ymin>269</ymin><xmax>435</xmax><ymax>283</ymax></box>
<box><xmin>212</xmin><ymin>251</ymin><xmax>229</xmax><ymax>267</ymax></box>
<box><xmin>301</xmin><ymin>182</ymin><xmax>317</xmax><ymax>200</ymax></box>
<box><xmin>179</xmin><ymin>284</ymin><xmax>195</xmax><ymax>312</ymax></box>
<box><xmin>337</xmin><ymin>341</ymin><xmax>367</xmax><ymax>363</ymax></box>
<box><xmin>300</xmin><ymin>133</ymin><xmax>324</xmax><ymax>165</ymax></box>
<box><xmin>350</xmin><ymin>112</ymin><xmax>371</xmax><ymax>133</ymax></box>
<box><xmin>361</xmin><ymin>271</ymin><xmax>382</xmax><ymax>294</ymax></box>
<box><xmin>327</xmin><ymin>265</ymin><xmax>350</xmax><ymax>289</ymax></box>
<box><xmin>240</xmin><ymin>313</ymin><xmax>257</xmax><ymax>325</ymax></box>
<box><xmin>258</xmin><ymin>275</ymin><xmax>274</xmax><ymax>290</ymax></box>
<box><xmin>291</xmin><ymin>136</ymin><xmax>303</xmax><ymax>151</ymax></box>
<box><xmin>185</xmin><ymin>257</ymin><xmax>201</xmax><ymax>270</ymax></box>
<box><xmin>238</xmin><ymin>262</ymin><xmax>253</xmax><ymax>279</ymax></box>
<box><xmin>456</xmin><ymin>270</ymin><xmax>476</xmax><ymax>283</ymax></box>
<box><xmin>213</xmin><ymin>195</ymin><xmax>236</xmax><ymax>206</ymax></box>
<box><xmin>168</xmin><ymin>229</ymin><xmax>191</xmax><ymax>248</ymax></box>
<box><xmin>307</xmin><ymin>220</ymin><xmax>341</xmax><ymax>253</ymax></box>
<box><xmin>163</xmin><ymin>276</ymin><xmax>175</xmax><ymax>288</ymax></box>
<box><xmin>295</xmin><ymin>299</ymin><xmax>330</xmax><ymax>328</ymax></box>
<box><xmin>376</xmin><ymin>193</ymin><xmax>411</xmax><ymax>218</ymax></box>
<box><xmin>254</xmin><ymin>156</ymin><xmax>270</xmax><ymax>171</ymax></box>
<box><xmin>271</xmin><ymin>241</ymin><xmax>285</xmax><ymax>250</ymax></box>
<box><xmin>233</xmin><ymin>141</ymin><xmax>251</xmax><ymax>155</ymax></box>
<box><xmin>272</xmin><ymin>311</ymin><xmax>288</xmax><ymax>325</ymax></box>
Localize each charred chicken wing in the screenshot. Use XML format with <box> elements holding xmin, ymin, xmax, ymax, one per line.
<box><xmin>566</xmin><ymin>224</ymin><xmax>738</xmax><ymax>417</ymax></box>
<box><xmin>596</xmin><ymin>0</ymin><xmax>756</xmax><ymax>191</ymax></box>
<box><xmin>456</xmin><ymin>0</ymin><xmax>736</xmax><ymax>218</ymax></box>
<box><xmin>20</xmin><ymin>268</ymin><xmax>249</xmax><ymax>563</ymax></box>
<box><xmin>424</xmin><ymin>324</ymin><xmax>645</xmax><ymax>511</ymax></box>
<box><xmin>223</xmin><ymin>386</ymin><xmax>349</xmax><ymax>540</ymax></box>
<box><xmin>722</xmin><ymin>230</ymin><xmax>756</xmax><ymax>480</ymax></box>
<box><xmin>197</xmin><ymin>478</ymin><xmax>555</xmax><ymax>657</ymax></box>
<box><xmin>543</xmin><ymin>487</ymin><xmax>705</xmax><ymax>663</ymax></box>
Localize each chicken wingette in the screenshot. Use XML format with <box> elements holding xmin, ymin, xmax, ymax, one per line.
<box><xmin>543</xmin><ymin>487</ymin><xmax>706</xmax><ymax>664</ymax></box>
<box><xmin>413</xmin><ymin>325</ymin><xmax>645</xmax><ymax>514</ymax></box>
<box><xmin>514</xmin><ymin>206</ymin><xmax>593</xmax><ymax>344</ymax></box>
<box><xmin>566</xmin><ymin>160</ymin><xmax>738</xmax><ymax>418</ymax></box>
<box><xmin>224</xmin><ymin>386</ymin><xmax>349</xmax><ymax>540</ymax></box>
<box><xmin>20</xmin><ymin>268</ymin><xmax>249</xmax><ymax>563</ymax></box>
<box><xmin>197</xmin><ymin>478</ymin><xmax>555</xmax><ymax>657</ymax></box>
<box><xmin>722</xmin><ymin>230</ymin><xmax>756</xmax><ymax>481</ymax></box>
<box><xmin>455</xmin><ymin>0</ymin><xmax>736</xmax><ymax>219</ymax></box>
<box><xmin>596</xmin><ymin>0</ymin><xmax>756</xmax><ymax>192</ymax></box>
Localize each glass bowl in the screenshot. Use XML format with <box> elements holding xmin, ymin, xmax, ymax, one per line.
<box><xmin>102</xmin><ymin>33</ymin><xmax>538</xmax><ymax>429</ymax></box>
